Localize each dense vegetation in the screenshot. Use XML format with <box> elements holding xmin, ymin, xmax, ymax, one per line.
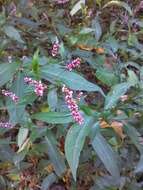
<box><xmin>0</xmin><ymin>0</ymin><xmax>143</xmax><ymax>189</ymax></box>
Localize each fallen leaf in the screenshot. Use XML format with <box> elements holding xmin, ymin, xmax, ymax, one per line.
<box><xmin>76</xmin><ymin>44</ymin><xmax>104</xmax><ymax>54</ymax></box>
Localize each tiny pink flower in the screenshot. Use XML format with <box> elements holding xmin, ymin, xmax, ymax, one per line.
<box><xmin>24</xmin><ymin>77</ymin><xmax>33</xmax><ymax>85</ymax></box>
<box><xmin>34</xmin><ymin>81</ymin><xmax>45</xmax><ymax>97</ymax></box>
<box><xmin>134</xmin><ymin>1</ymin><xmax>143</xmax><ymax>14</ymax></box>
<box><xmin>120</xmin><ymin>95</ymin><xmax>128</xmax><ymax>102</ymax></box>
<box><xmin>55</xmin><ymin>0</ymin><xmax>69</xmax><ymax>4</ymax></box>
<box><xmin>51</xmin><ymin>42</ymin><xmax>60</xmax><ymax>57</ymax></box>
<box><xmin>0</xmin><ymin>122</ymin><xmax>13</xmax><ymax>128</ymax></box>
<box><xmin>9</xmin><ymin>2</ymin><xmax>17</xmax><ymax>16</ymax></box>
<box><xmin>76</xmin><ymin>92</ymin><xmax>83</xmax><ymax>101</ymax></box>
<box><xmin>24</xmin><ymin>77</ymin><xmax>46</xmax><ymax>97</ymax></box>
<box><xmin>87</xmin><ymin>9</ymin><xmax>94</xmax><ymax>17</ymax></box>
<box><xmin>1</xmin><ymin>90</ymin><xmax>19</xmax><ymax>103</ymax></box>
<box><xmin>21</xmin><ymin>56</ymin><xmax>27</xmax><ymax>61</ymax></box>
<box><xmin>8</xmin><ymin>56</ymin><xmax>12</xmax><ymax>63</ymax></box>
<box><xmin>62</xmin><ymin>85</ymin><xmax>84</xmax><ymax>125</ymax></box>
<box><xmin>66</xmin><ymin>58</ymin><xmax>81</xmax><ymax>71</ymax></box>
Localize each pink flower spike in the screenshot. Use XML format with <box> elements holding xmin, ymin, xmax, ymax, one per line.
<box><xmin>0</xmin><ymin>122</ymin><xmax>13</xmax><ymax>128</ymax></box>
<box><xmin>24</xmin><ymin>77</ymin><xmax>34</xmax><ymax>85</ymax></box>
<box><xmin>51</xmin><ymin>42</ymin><xmax>60</xmax><ymax>57</ymax></box>
<box><xmin>1</xmin><ymin>89</ymin><xmax>19</xmax><ymax>103</ymax></box>
<box><xmin>62</xmin><ymin>85</ymin><xmax>84</xmax><ymax>125</ymax></box>
<box><xmin>34</xmin><ymin>81</ymin><xmax>46</xmax><ymax>97</ymax></box>
<box><xmin>24</xmin><ymin>77</ymin><xmax>46</xmax><ymax>97</ymax></box>
<box><xmin>66</xmin><ymin>58</ymin><xmax>81</xmax><ymax>71</ymax></box>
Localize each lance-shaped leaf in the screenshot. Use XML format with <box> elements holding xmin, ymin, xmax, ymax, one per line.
<box><xmin>17</xmin><ymin>128</ymin><xmax>29</xmax><ymax>148</ymax></box>
<box><xmin>41</xmin><ymin>64</ymin><xmax>105</xmax><ymax>96</ymax></box>
<box><xmin>124</xmin><ymin>124</ymin><xmax>143</xmax><ymax>153</ymax></box>
<box><xmin>0</xmin><ymin>62</ymin><xmax>19</xmax><ymax>87</ymax></box>
<box><xmin>65</xmin><ymin>117</ymin><xmax>94</xmax><ymax>180</ymax></box>
<box><xmin>4</xmin><ymin>25</ymin><xmax>24</xmax><ymax>43</ymax></box>
<box><xmin>32</xmin><ymin>112</ymin><xmax>73</xmax><ymax>124</ymax></box>
<box><xmin>45</xmin><ymin>132</ymin><xmax>66</xmax><ymax>176</ymax></box>
<box><xmin>135</xmin><ymin>155</ymin><xmax>143</xmax><ymax>174</ymax></box>
<box><xmin>91</xmin><ymin>133</ymin><xmax>120</xmax><ymax>179</ymax></box>
<box><xmin>32</xmin><ymin>49</ymin><xmax>40</xmax><ymax>77</ymax></box>
<box><xmin>41</xmin><ymin>173</ymin><xmax>57</xmax><ymax>190</ymax></box>
<box><xmin>103</xmin><ymin>1</ymin><xmax>133</xmax><ymax>16</ymax></box>
<box><xmin>104</xmin><ymin>82</ymin><xmax>131</xmax><ymax>110</ymax></box>
<box><xmin>70</xmin><ymin>0</ymin><xmax>85</xmax><ymax>16</ymax></box>
<box><xmin>6</xmin><ymin>72</ymin><xmax>27</xmax><ymax>125</ymax></box>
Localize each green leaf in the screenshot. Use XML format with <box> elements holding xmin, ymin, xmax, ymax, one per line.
<box><xmin>96</xmin><ymin>68</ymin><xmax>118</xmax><ymax>86</ymax></box>
<box><xmin>65</xmin><ymin>117</ymin><xmax>94</xmax><ymax>180</ymax></box>
<box><xmin>13</xmin><ymin>150</ymin><xmax>28</xmax><ymax>166</ymax></box>
<box><xmin>105</xmin><ymin>36</ymin><xmax>119</xmax><ymax>53</ymax></box>
<box><xmin>91</xmin><ymin>133</ymin><xmax>120</xmax><ymax>178</ymax></box>
<box><xmin>92</xmin><ymin>16</ymin><xmax>102</xmax><ymax>41</ymax></box>
<box><xmin>32</xmin><ymin>49</ymin><xmax>40</xmax><ymax>77</ymax></box>
<box><xmin>59</xmin><ymin>42</ymin><xmax>66</xmax><ymax>59</ymax></box>
<box><xmin>104</xmin><ymin>82</ymin><xmax>131</xmax><ymax>110</ymax></box>
<box><xmin>91</xmin><ymin>175</ymin><xmax>120</xmax><ymax>189</ymax></box>
<box><xmin>135</xmin><ymin>155</ymin><xmax>143</xmax><ymax>174</ymax></box>
<box><xmin>41</xmin><ymin>173</ymin><xmax>57</xmax><ymax>190</ymax></box>
<box><xmin>17</xmin><ymin>128</ymin><xmax>29</xmax><ymax>148</ymax></box>
<box><xmin>41</xmin><ymin>64</ymin><xmax>105</xmax><ymax>96</ymax></box>
<box><xmin>79</xmin><ymin>28</ymin><xmax>95</xmax><ymax>34</ymax></box>
<box><xmin>127</xmin><ymin>70</ymin><xmax>138</xmax><ymax>86</ymax></box>
<box><xmin>140</xmin><ymin>66</ymin><xmax>143</xmax><ymax>81</ymax></box>
<box><xmin>124</xmin><ymin>124</ymin><xmax>143</xmax><ymax>153</ymax></box>
<box><xmin>128</xmin><ymin>34</ymin><xmax>138</xmax><ymax>46</ymax></box>
<box><xmin>70</xmin><ymin>0</ymin><xmax>85</xmax><ymax>16</ymax></box>
<box><xmin>3</xmin><ymin>25</ymin><xmax>24</xmax><ymax>43</ymax></box>
<box><xmin>103</xmin><ymin>1</ymin><xmax>133</xmax><ymax>16</ymax></box>
<box><xmin>30</xmin><ymin>128</ymin><xmax>47</xmax><ymax>142</ymax></box>
<box><xmin>0</xmin><ymin>145</ymin><xmax>15</xmax><ymax>162</ymax></box>
<box><xmin>6</xmin><ymin>72</ymin><xmax>27</xmax><ymax>125</ymax></box>
<box><xmin>45</xmin><ymin>132</ymin><xmax>66</xmax><ymax>176</ymax></box>
<box><xmin>32</xmin><ymin>112</ymin><xmax>73</xmax><ymax>124</ymax></box>
<box><xmin>0</xmin><ymin>62</ymin><xmax>19</xmax><ymax>87</ymax></box>
<box><xmin>47</xmin><ymin>88</ymin><xmax>58</xmax><ymax>111</ymax></box>
<box><xmin>135</xmin><ymin>154</ymin><xmax>143</xmax><ymax>174</ymax></box>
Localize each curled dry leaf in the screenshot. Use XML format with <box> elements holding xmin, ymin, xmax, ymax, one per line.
<box><xmin>99</xmin><ymin>120</ymin><xmax>110</xmax><ymax>128</ymax></box>
<box><xmin>111</xmin><ymin>121</ymin><xmax>126</xmax><ymax>140</ymax></box>
<box><xmin>45</xmin><ymin>164</ymin><xmax>54</xmax><ymax>174</ymax></box>
<box><xmin>100</xmin><ymin>120</ymin><xmax>126</xmax><ymax>139</ymax></box>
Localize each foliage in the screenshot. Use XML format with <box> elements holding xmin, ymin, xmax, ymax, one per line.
<box><xmin>0</xmin><ymin>0</ymin><xmax>143</xmax><ymax>189</ymax></box>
